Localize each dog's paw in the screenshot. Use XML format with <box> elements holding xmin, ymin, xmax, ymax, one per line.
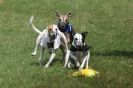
<box><xmin>63</xmin><ymin>65</ymin><xmax>67</xmax><ymax>68</ymax></box>
<box><xmin>31</xmin><ymin>52</ymin><xmax>37</xmax><ymax>56</ymax></box>
<box><xmin>76</xmin><ymin>62</ymin><xmax>80</xmax><ymax>67</ymax></box>
<box><xmin>67</xmin><ymin>62</ymin><xmax>71</xmax><ymax>68</ymax></box>
<box><xmin>45</xmin><ymin>64</ymin><xmax>49</xmax><ymax>68</ymax></box>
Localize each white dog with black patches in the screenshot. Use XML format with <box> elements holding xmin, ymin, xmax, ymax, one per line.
<box><xmin>64</xmin><ymin>32</ymin><xmax>91</xmax><ymax>69</ymax></box>
<box><xmin>29</xmin><ymin>16</ymin><xmax>68</xmax><ymax>68</ymax></box>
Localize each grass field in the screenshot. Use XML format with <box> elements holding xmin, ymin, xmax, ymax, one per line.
<box><xmin>0</xmin><ymin>0</ymin><xmax>133</xmax><ymax>88</ymax></box>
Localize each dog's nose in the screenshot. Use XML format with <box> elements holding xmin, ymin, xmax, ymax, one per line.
<box><xmin>62</xmin><ymin>22</ymin><xmax>66</xmax><ymax>27</ymax></box>
<box><xmin>52</xmin><ymin>35</ymin><xmax>55</xmax><ymax>37</ymax></box>
<box><xmin>51</xmin><ymin>34</ymin><xmax>55</xmax><ymax>38</ymax></box>
<box><xmin>77</xmin><ymin>42</ymin><xmax>82</xmax><ymax>47</ymax></box>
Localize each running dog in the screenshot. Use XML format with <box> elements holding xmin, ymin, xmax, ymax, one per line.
<box><xmin>29</xmin><ymin>16</ymin><xmax>68</xmax><ymax>67</ymax></box>
<box><xmin>55</xmin><ymin>11</ymin><xmax>74</xmax><ymax>43</ymax></box>
<box><xmin>64</xmin><ymin>32</ymin><xmax>91</xmax><ymax>69</ymax></box>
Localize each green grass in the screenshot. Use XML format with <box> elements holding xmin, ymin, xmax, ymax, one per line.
<box><xmin>0</xmin><ymin>0</ymin><xmax>133</xmax><ymax>88</ymax></box>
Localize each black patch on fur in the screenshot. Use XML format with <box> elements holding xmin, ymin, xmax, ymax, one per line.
<box><xmin>81</xmin><ymin>32</ymin><xmax>88</xmax><ymax>43</ymax></box>
<box><xmin>47</xmin><ymin>43</ymin><xmax>54</xmax><ymax>48</ymax></box>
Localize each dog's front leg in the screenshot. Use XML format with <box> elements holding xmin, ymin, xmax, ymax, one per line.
<box><xmin>64</xmin><ymin>50</ymin><xmax>70</xmax><ymax>68</ymax></box>
<box><xmin>85</xmin><ymin>51</ymin><xmax>90</xmax><ymax>69</ymax></box>
<box><xmin>45</xmin><ymin>52</ymin><xmax>56</xmax><ymax>68</ymax></box>
<box><xmin>32</xmin><ymin>43</ymin><xmax>39</xmax><ymax>56</ymax></box>
<box><xmin>60</xmin><ymin>45</ymin><xmax>66</xmax><ymax>61</ymax></box>
<box><xmin>32</xmin><ymin>35</ymin><xmax>42</xmax><ymax>56</ymax></box>
<box><xmin>39</xmin><ymin>47</ymin><xmax>45</xmax><ymax>66</ymax></box>
<box><xmin>79</xmin><ymin>51</ymin><xmax>90</xmax><ymax>70</ymax></box>
<box><xmin>79</xmin><ymin>55</ymin><xmax>87</xmax><ymax>70</ymax></box>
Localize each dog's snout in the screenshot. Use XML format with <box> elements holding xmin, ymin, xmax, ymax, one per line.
<box><xmin>78</xmin><ymin>44</ymin><xmax>82</xmax><ymax>47</ymax></box>
<box><xmin>77</xmin><ymin>41</ymin><xmax>82</xmax><ymax>47</ymax></box>
<box><xmin>52</xmin><ymin>34</ymin><xmax>55</xmax><ymax>38</ymax></box>
<box><xmin>49</xmin><ymin>32</ymin><xmax>56</xmax><ymax>39</ymax></box>
<box><xmin>50</xmin><ymin>34</ymin><xmax>56</xmax><ymax>39</ymax></box>
<box><xmin>61</xmin><ymin>22</ymin><xmax>66</xmax><ymax>28</ymax></box>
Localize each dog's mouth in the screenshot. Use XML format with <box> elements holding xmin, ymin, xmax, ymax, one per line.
<box><xmin>49</xmin><ymin>33</ymin><xmax>56</xmax><ymax>40</ymax></box>
<box><xmin>76</xmin><ymin>45</ymin><xmax>83</xmax><ymax>49</ymax></box>
<box><xmin>76</xmin><ymin>42</ymin><xmax>83</xmax><ymax>48</ymax></box>
<box><xmin>77</xmin><ymin>45</ymin><xmax>82</xmax><ymax>48</ymax></box>
<box><xmin>58</xmin><ymin>22</ymin><xmax>67</xmax><ymax>30</ymax></box>
<box><xmin>58</xmin><ymin>25</ymin><xmax>66</xmax><ymax>30</ymax></box>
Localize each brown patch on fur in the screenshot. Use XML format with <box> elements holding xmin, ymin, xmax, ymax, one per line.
<box><xmin>58</xmin><ymin>15</ymin><xmax>68</xmax><ymax>23</ymax></box>
<box><xmin>56</xmin><ymin>12</ymin><xmax>71</xmax><ymax>23</ymax></box>
<box><xmin>47</xmin><ymin>24</ymin><xmax>53</xmax><ymax>32</ymax></box>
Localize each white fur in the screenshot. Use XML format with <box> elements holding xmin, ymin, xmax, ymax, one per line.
<box><xmin>29</xmin><ymin>16</ymin><xmax>68</xmax><ymax>67</ymax></box>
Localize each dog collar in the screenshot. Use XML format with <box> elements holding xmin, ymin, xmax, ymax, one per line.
<box><xmin>70</xmin><ymin>43</ymin><xmax>90</xmax><ymax>52</ymax></box>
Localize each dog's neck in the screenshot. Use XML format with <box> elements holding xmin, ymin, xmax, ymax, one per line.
<box><xmin>72</xmin><ymin>43</ymin><xmax>84</xmax><ymax>50</ymax></box>
<box><xmin>49</xmin><ymin>38</ymin><xmax>54</xmax><ymax>42</ymax></box>
<box><xmin>57</xmin><ymin>23</ymin><xmax>69</xmax><ymax>32</ymax></box>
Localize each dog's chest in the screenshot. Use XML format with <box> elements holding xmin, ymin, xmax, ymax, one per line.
<box><xmin>41</xmin><ymin>36</ymin><xmax>54</xmax><ymax>48</ymax></box>
<box><xmin>47</xmin><ymin>42</ymin><xmax>54</xmax><ymax>48</ymax></box>
<box><xmin>73</xmin><ymin>51</ymin><xmax>85</xmax><ymax>58</ymax></box>
<box><xmin>72</xmin><ymin>51</ymin><xmax>86</xmax><ymax>63</ymax></box>
<box><xmin>41</xmin><ymin>34</ymin><xmax>61</xmax><ymax>50</ymax></box>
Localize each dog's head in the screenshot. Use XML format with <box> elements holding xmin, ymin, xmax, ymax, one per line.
<box><xmin>72</xmin><ymin>32</ymin><xmax>88</xmax><ymax>47</ymax></box>
<box><xmin>47</xmin><ymin>24</ymin><xmax>59</xmax><ymax>40</ymax></box>
<box><xmin>55</xmin><ymin>11</ymin><xmax>71</xmax><ymax>31</ymax></box>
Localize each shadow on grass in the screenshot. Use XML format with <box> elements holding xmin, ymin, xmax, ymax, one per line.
<box><xmin>30</xmin><ymin>62</ymin><xmax>40</xmax><ymax>66</ymax></box>
<box><xmin>30</xmin><ymin>58</ymin><xmax>63</xmax><ymax>67</ymax></box>
<box><xmin>92</xmin><ymin>50</ymin><xmax>133</xmax><ymax>58</ymax></box>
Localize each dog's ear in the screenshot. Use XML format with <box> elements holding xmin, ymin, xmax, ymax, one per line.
<box><xmin>55</xmin><ymin>11</ymin><xmax>60</xmax><ymax>17</ymax></box>
<box><xmin>67</xmin><ymin>12</ymin><xmax>72</xmax><ymax>17</ymax></box>
<box><xmin>71</xmin><ymin>32</ymin><xmax>76</xmax><ymax>41</ymax></box>
<box><xmin>81</xmin><ymin>31</ymin><xmax>88</xmax><ymax>37</ymax></box>
<box><xmin>71</xmin><ymin>32</ymin><xmax>76</xmax><ymax>42</ymax></box>
<box><xmin>72</xmin><ymin>32</ymin><xmax>76</xmax><ymax>36</ymax></box>
<box><xmin>81</xmin><ymin>32</ymin><xmax>88</xmax><ymax>43</ymax></box>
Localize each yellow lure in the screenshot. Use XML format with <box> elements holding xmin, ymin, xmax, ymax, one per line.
<box><xmin>72</xmin><ymin>68</ymin><xmax>98</xmax><ymax>77</ymax></box>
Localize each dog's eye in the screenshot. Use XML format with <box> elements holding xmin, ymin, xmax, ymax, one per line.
<box><xmin>58</xmin><ymin>19</ymin><xmax>61</xmax><ymax>21</ymax></box>
<box><xmin>65</xmin><ymin>20</ymin><xmax>68</xmax><ymax>22</ymax></box>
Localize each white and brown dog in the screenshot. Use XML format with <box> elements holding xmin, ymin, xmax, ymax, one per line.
<box><xmin>64</xmin><ymin>32</ymin><xmax>91</xmax><ymax>70</ymax></box>
<box><xmin>29</xmin><ymin>16</ymin><xmax>68</xmax><ymax>67</ymax></box>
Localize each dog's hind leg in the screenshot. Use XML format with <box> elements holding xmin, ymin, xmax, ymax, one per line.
<box><xmin>39</xmin><ymin>47</ymin><xmax>45</xmax><ymax>66</ymax></box>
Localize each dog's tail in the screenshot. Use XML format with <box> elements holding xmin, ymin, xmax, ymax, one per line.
<box><xmin>29</xmin><ymin>16</ymin><xmax>41</xmax><ymax>34</ymax></box>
